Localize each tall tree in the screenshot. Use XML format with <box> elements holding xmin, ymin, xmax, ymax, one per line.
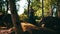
<box><xmin>27</xmin><ymin>0</ymin><xmax>37</xmax><ymax>25</ymax></box>
<box><xmin>0</xmin><ymin>0</ymin><xmax>2</xmax><ymax>12</ymax></box>
<box><xmin>9</xmin><ymin>0</ymin><xmax>22</xmax><ymax>34</ymax></box>
<box><xmin>57</xmin><ymin>0</ymin><xmax>60</xmax><ymax>18</ymax></box>
<box><xmin>42</xmin><ymin>0</ymin><xmax>44</xmax><ymax>18</ymax></box>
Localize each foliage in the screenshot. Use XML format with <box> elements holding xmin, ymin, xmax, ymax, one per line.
<box><xmin>19</xmin><ymin>13</ymin><xmax>28</xmax><ymax>21</ymax></box>
<box><xmin>19</xmin><ymin>0</ymin><xmax>58</xmax><ymax>22</ymax></box>
<box><xmin>19</xmin><ymin>8</ymin><xmax>28</xmax><ymax>21</ymax></box>
<box><xmin>0</xmin><ymin>0</ymin><xmax>59</xmax><ymax>24</ymax></box>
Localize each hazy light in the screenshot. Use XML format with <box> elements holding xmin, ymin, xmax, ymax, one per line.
<box><xmin>8</xmin><ymin>10</ymin><xmax>11</xmax><ymax>14</ymax></box>
<box><xmin>17</xmin><ymin>0</ymin><xmax>28</xmax><ymax>15</ymax></box>
<box><xmin>8</xmin><ymin>0</ymin><xmax>28</xmax><ymax>15</ymax></box>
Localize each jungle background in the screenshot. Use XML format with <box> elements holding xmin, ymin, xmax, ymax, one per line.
<box><xmin>0</xmin><ymin>0</ymin><xmax>60</xmax><ymax>34</ymax></box>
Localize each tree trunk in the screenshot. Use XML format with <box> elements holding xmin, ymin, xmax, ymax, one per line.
<box><xmin>9</xmin><ymin>0</ymin><xmax>22</xmax><ymax>34</ymax></box>
<box><xmin>5</xmin><ymin>0</ymin><xmax>8</xmax><ymax>14</ymax></box>
<box><xmin>28</xmin><ymin>0</ymin><xmax>30</xmax><ymax>17</ymax></box>
<box><xmin>0</xmin><ymin>0</ymin><xmax>2</xmax><ymax>12</ymax></box>
<box><xmin>57</xmin><ymin>0</ymin><xmax>60</xmax><ymax>18</ymax></box>
<box><xmin>42</xmin><ymin>0</ymin><xmax>44</xmax><ymax>18</ymax></box>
